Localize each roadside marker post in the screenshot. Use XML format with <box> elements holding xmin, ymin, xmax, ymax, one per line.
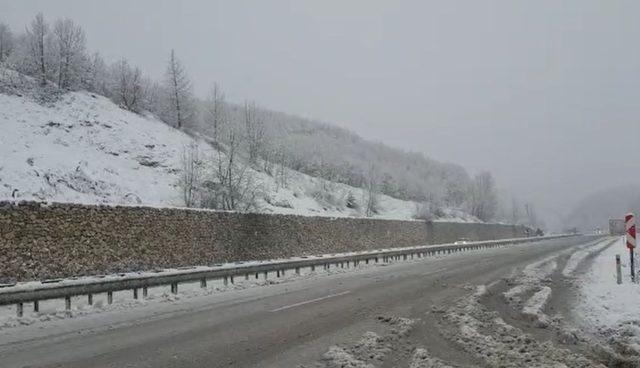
<box><xmin>625</xmin><ymin>213</ymin><xmax>636</xmax><ymax>282</ymax></box>
<box><xmin>616</xmin><ymin>254</ymin><xmax>622</xmax><ymax>284</ymax></box>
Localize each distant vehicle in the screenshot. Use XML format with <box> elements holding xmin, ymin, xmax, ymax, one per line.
<box><xmin>454</xmin><ymin>238</ymin><xmax>471</xmax><ymax>245</ymax></box>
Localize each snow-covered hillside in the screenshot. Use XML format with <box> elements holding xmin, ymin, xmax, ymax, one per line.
<box><xmin>0</xmin><ymin>75</ymin><xmax>476</xmax><ymax>221</ymax></box>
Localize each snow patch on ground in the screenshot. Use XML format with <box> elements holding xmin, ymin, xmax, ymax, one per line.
<box><xmin>522</xmin><ymin>286</ymin><xmax>552</xmax><ymax>326</ymax></box>
<box><xmin>409</xmin><ymin>348</ymin><xmax>457</xmax><ymax>368</ymax></box>
<box><xmin>311</xmin><ymin>316</ymin><xmax>417</xmax><ymax>368</ymax></box>
<box><xmin>442</xmin><ymin>285</ymin><xmax>604</xmax><ymax>367</ymax></box>
<box><xmin>576</xmin><ymin>237</ymin><xmax>640</xmax><ymax>364</ymax></box>
<box><xmin>562</xmin><ymin>239</ymin><xmax>615</xmax><ymax>277</ymax></box>
<box><xmin>503</xmin><ymin>254</ymin><xmax>558</xmax><ymax>307</ymax></box>
<box><xmin>322</xmin><ymin>346</ymin><xmax>374</xmax><ymax>368</ymax></box>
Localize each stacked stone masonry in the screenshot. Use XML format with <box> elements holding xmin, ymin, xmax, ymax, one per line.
<box><xmin>0</xmin><ymin>201</ymin><xmax>528</xmax><ymax>281</ymax></box>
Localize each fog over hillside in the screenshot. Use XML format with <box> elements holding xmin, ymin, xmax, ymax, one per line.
<box><xmin>565</xmin><ymin>185</ymin><xmax>640</xmax><ymax>232</ymax></box>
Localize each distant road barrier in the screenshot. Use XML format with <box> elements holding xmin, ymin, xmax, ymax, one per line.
<box><xmin>1</xmin><ymin>234</ymin><xmax>587</xmax><ymax>316</ymax></box>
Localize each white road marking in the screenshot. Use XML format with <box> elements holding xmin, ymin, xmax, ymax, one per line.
<box><xmin>269</xmin><ymin>291</ymin><xmax>351</xmax><ymax>312</ymax></box>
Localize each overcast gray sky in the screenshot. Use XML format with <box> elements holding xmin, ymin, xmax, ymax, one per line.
<box><xmin>3</xmin><ymin>0</ymin><xmax>639</xmax><ymax>227</ymax></box>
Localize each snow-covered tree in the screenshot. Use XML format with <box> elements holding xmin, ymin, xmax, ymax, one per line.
<box><xmin>468</xmin><ymin>171</ymin><xmax>498</xmax><ymax>222</ymax></box>
<box><xmin>179</xmin><ymin>142</ymin><xmax>203</xmax><ymax>208</ymax></box>
<box><xmin>140</xmin><ymin>77</ymin><xmax>164</xmax><ymax>117</ymax></box>
<box><xmin>83</xmin><ymin>52</ymin><xmax>108</xmax><ymax>94</ymax></box>
<box><xmin>163</xmin><ymin>49</ymin><xmax>193</xmax><ymax>128</ymax></box>
<box><xmin>243</xmin><ymin>101</ymin><xmax>266</xmax><ymax>165</ymax></box>
<box><xmin>210</xmin><ymin>127</ymin><xmax>260</xmax><ymax>211</ymax></box>
<box><xmin>363</xmin><ymin>163</ymin><xmax>379</xmax><ymax>217</ymax></box>
<box><xmin>524</xmin><ymin>202</ymin><xmax>538</xmax><ymax>228</ymax></box>
<box><xmin>110</xmin><ymin>58</ymin><xmax>143</xmax><ymax>112</ymax></box>
<box><xmin>274</xmin><ymin>144</ymin><xmax>290</xmax><ymax>189</ymax></box>
<box><xmin>0</xmin><ymin>23</ymin><xmax>13</xmax><ymax>62</ymax></box>
<box><xmin>25</xmin><ymin>13</ymin><xmax>49</xmax><ymax>86</ymax></box>
<box><xmin>205</xmin><ymin>83</ymin><xmax>226</xmax><ymax>144</ymax></box>
<box><xmin>52</xmin><ymin>18</ymin><xmax>86</xmax><ymax>89</ymax></box>
<box><xmin>511</xmin><ymin>197</ymin><xmax>521</xmax><ymax>224</ymax></box>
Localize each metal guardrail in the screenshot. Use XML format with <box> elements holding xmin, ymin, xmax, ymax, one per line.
<box><xmin>1</xmin><ymin>234</ymin><xmax>583</xmax><ymax>316</ymax></box>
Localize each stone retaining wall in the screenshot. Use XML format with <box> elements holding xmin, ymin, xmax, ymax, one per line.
<box><xmin>0</xmin><ymin>201</ymin><xmax>527</xmax><ymax>281</ymax></box>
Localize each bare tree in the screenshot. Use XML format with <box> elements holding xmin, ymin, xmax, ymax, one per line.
<box><xmin>243</xmin><ymin>101</ymin><xmax>265</xmax><ymax>165</ymax></box>
<box><xmin>469</xmin><ymin>171</ymin><xmax>498</xmax><ymax>222</ymax></box>
<box><xmin>83</xmin><ymin>52</ymin><xmax>107</xmax><ymax>94</ymax></box>
<box><xmin>164</xmin><ymin>49</ymin><xmax>193</xmax><ymax>128</ymax></box>
<box><xmin>26</xmin><ymin>13</ymin><xmax>49</xmax><ymax>86</ymax></box>
<box><xmin>524</xmin><ymin>202</ymin><xmax>538</xmax><ymax>227</ymax></box>
<box><xmin>52</xmin><ymin>18</ymin><xmax>86</xmax><ymax>89</ymax></box>
<box><xmin>274</xmin><ymin>145</ymin><xmax>290</xmax><ymax>189</ymax></box>
<box><xmin>205</xmin><ymin>83</ymin><xmax>226</xmax><ymax>144</ymax></box>
<box><xmin>211</xmin><ymin>128</ymin><xmax>259</xmax><ymax>211</ymax></box>
<box><xmin>511</xmin><ymin>197</ymin><xmax>521</xmax><ymax>225</ymax></box>
<box><xmin>140</xmin><ymin>77</ymin><xmax>163</xmax><ymax>117</ymax></box>
<box><xmin>0</xmin><ymin>23</ymin><xmax>13</xmax><ymax>62</ymax></box>
<box><xmin>179</xmin><ymin>142</ymin><xmax>203</xmax><ymax>208</ymax></box>
<box><xmin>363</xmin><ymin>163</ymin><xmax>379</xmax><ymax>217</ymax></box>
<box><xmin>111</xmin><ymin>59</ymin><xmax>143</xmax><ymax>112</ymax></box>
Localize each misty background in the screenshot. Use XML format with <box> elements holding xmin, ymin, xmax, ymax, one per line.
<box><xmin>3</xmin><ymin>0</ymin><xmax>639</xmax><ymax>229</ymax></box>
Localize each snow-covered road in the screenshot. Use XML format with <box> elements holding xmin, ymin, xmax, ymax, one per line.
<box><xmin>0</xmin><ymin>236</ymin><xmax>617</xmax><ymax>368</ymax></box>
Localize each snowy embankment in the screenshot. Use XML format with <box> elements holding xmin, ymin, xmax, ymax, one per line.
<box><xmin>576</xmin><ymin>237</ymin><xmax>640</xmax><ymax>360</ymax></box>
<box><xmin>0</xmin><ymin>73</ymin><xmax>476</xmax><ymax>221</ymax></box>
<box><xmin>0</xmin><ymin>84</ymin><xmax>473</xmax><ymax>221</ymax></box>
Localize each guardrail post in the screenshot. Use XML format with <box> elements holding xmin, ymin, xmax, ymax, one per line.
<box><xmin>230</xmin><ymin>275</ymin><xmax>235</xmax><ymax>284</ymax></box>
<box><xmin>88</xmin><ymin>293</ymin><xmax>93</xmax><ymax>305</ymax></box>
<box><xmin>295</xmin><ymin>267</ymin><xmax>300</xmax><ymax>275</ymax></box>
<box><xmin>107</xmin><ymin>291</ymin><xmax>113</xmax><ymax>305</ymax></box>
<box><xmin>223</xmin><ymin>276</ymin><xmax>229</xmax><ymax>285</ymax></box>
<box><xmin>276</xmin><ymin>270</ymin><xmax>280</xmax><ymax>278</ymax></box>
<box><xmin>33</xmin><ymin>300</ymin><xmax>39</xmax><ymax>312</ymax></box>
<box><xmin>133</xmin><ymin>288</ymin><xmax>138</xmax><ymax>299</ymax></box>
<box><xmin>171</xmin><ymin>282</ymin><xmax>178</xmax><ymax>294</ymax></box>
<box><xmin>16</xmin><ymin>303</ymin><xmax>23</xmax><ymax>317</ymax></box>
<box><xmin>263</xmin><ymin>271</ymin><xmax>268</xmax><ymax>279</ymax></box>
<box><xmin>311</xmin><ymin>265</ymin><xmax>315</xmax><ymax>271</ymax></box>
<box><xmin>143</xmin><ymin>287</ymin><xmax>148</xmax><ymax>298</ymax></box>
<box><xmin>65</xmin><ymin>296</ymin><xmax>71</xmax><ymax>311</ymax></box>
<box><xmin>200</xmin><ymin>278</ymin><xmax>207</xmax><ymax>288</ymax></box>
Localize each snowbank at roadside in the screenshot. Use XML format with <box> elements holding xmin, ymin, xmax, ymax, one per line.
<box><xmin>577</xmin><ymin>237</ymin><xmax>638</xmax><ymax>328</ymax></box>
<box><xmin>576</xmin><ymin>237</ymin><xmax>640</xmax><ymax>362</ymax></box>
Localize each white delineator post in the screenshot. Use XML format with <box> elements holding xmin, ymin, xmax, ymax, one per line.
<box><xmin>625</xmin><ymin>213</ymin><xmax>636</xmax><ymax>282</ymax></box>
<box><xmin>616</xmin><ymin>254</ymin><xmax>622</xmax><ymax>284</ymax></box>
